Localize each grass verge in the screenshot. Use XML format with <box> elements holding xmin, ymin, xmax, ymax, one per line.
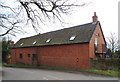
<box><xmin>3</xmin><ymin>64</ymin><xmax>73</xmax><ymax>70</ymax></box>
<box><xmin>3</xmin><ymin>64</ymin><xmax>120</xmax><ymax>77</ymax></box>
<box><xmin>80</xmin><ymin>69</ymin><xmax>120</xmax><ymax>77</ymax></box>
<box><xmin>0</xmin><ymin>63</ymin><xmax>2</xmax><ymax>66</ymax></box>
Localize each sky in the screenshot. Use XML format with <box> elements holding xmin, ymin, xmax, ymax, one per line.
<box><xmin>1</xmin><ymin>0</ymin><xmax>119</xmax><ymax>43</ymax></box>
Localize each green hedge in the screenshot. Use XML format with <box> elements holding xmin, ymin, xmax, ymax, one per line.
<box><xmin>90</xmin><ymin>58</ymin><xmax>120</xmax><ymax>71</ymax></box>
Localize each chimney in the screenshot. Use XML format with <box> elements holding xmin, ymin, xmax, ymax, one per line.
<box><xmin>11</xmin><ymin>41</ymin><xmax>14</xmax><ymax>47</ymax></box>
<box><xmin>92</xmin><ymin>12</ymin><xmax>98</xmax><ymax>22</ymax></box>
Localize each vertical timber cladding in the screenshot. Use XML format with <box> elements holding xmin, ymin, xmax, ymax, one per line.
<box><xmin>38</xmin><ymin>43</ymin><xmax>89</xmax><ymax>69</ymax></box>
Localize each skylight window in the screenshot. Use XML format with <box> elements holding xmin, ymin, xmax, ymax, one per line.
<box><xmin>20</xmin><ymin>43</ymin><xmax>23</xmax><ymax>46</ymax></box>
<box><xmin>69</xmin><ymin>35</ymin><xmax>76</xmax><ymax>41</ymax></box>
<box><xmin>46</xmin><ymin>38</ymin><xmax>51</xmax><ymax>43</ymax></box>
<box><xmin>33</xmin><ymin>41</ymin><xmax>37</xmax><ymax>44</ymax></box>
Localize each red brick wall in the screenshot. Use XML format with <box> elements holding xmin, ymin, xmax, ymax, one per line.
<box><xmin>11</xmin><ymin>43</ymin><xmax>89</xmax><ymax>69</ymax></box>
<box><xmin>89</xmin><ymin>24</ymin><xmax>106</xmax><ymax>58</ymax></box>
<box><xmin>38</xmin><ymin>43</ymin><xmax>89</xmax><ymax>69</ymax></box>
<box><xmin>10</xmin><ymin>47</ymin><xmax>37</xmax><ymax>65</ymax></box>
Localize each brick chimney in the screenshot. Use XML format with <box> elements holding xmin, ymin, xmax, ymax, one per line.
<box><xmin>11</xmin><ymin>41</ymin><xmax>14</xmax><ymax>47</ymax></box>
<box><xmin>92</xmin><ymin>12</ymin><xmax>98</xmax><ymax>22</ymax></box>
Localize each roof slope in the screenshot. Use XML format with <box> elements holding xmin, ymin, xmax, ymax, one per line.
<box><xmin>13</xmin><ymin>21</ymin><xmax>99</xmax><ymax>48</ymax></box>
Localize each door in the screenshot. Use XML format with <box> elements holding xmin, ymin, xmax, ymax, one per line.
<box><xmin>32</xmin><ymin>54</ymin><xmax>37</xmax><ymax>65</ymax></box>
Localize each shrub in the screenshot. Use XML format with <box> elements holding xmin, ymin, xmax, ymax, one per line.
<box><xmin>90</xmin><ymin>58</ymin><xmax>120</xmax><ymax>71</ymax></box>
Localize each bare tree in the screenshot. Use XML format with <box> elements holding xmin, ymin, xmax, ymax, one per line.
<box><xmin>0</xmin><ymin>1</ymin><xmax>25</xmax><ymax>36</ymax></box>
<box><xmin>0</xmin><ymin>0</ymin><xmax>86</xmax><ymax>36</ymax></box>
<box><xmin>107</xmin><ymin>32</ymin><xmax>118</xmax><ymax>53</ymax></box>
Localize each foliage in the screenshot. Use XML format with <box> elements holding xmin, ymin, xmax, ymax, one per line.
<box><xmin>106</xmin><ymin>49</ymin><xmax>111</xmax><ymax>54</ymax></box>
<box><xmin>106</xmin><ymin>49</ymin><xmax>120</xmax><ymax>58</ymax></box>
<box><xmin>90</xmin><ymin>58</ymin><xmax>120</xmax><ymax>71</ymax></box>
<box><xmin>81</xmin><ymin>69</ymin><xmax>120</xmax><ymax>77</ymax></box>
<box><xmin>115</xmin><ymin>50</ymin><xmax>120</xmax><ymax>55</ymax></box>
<box><xmin>2</xmin><ymin>37</ymin><xmax>11</xmax><ymax>63</ymax></box>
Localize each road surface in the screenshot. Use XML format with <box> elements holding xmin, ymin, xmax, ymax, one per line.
<box><xmin>2</xmin><ymin>67</ymin><xmax>119</xmax><ymax>80</ymax></box>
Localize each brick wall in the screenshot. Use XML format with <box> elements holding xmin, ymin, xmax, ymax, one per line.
<box><xmin>89</xmin><ymin>23</ymin><xmax>106</xmax><ymax>58</ymax></box>
<box><xmin>10</xmin><ymin>43</ymin><xmax>89</xmax><ymax>69</ymax></box>
<box><xmin>10</xmin><ymin>47</ymin><xmax>37</xmax><ymax>65</ymax></box>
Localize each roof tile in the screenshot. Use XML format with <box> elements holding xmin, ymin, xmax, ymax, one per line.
<box><xmin>13</xmin><ymin>21</ymin><xmax>99</xmax><ymax>48</ymax></box>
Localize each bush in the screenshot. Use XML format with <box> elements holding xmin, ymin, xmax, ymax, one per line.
<box><xmin>90</xmin><ymin>58</ymin><xmax>120</xmax><ymax>71</ymax></box>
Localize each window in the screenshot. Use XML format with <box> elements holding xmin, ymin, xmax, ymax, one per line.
<box><xmin>20</xmin><ymin>43</ymin><xmax>23</xmax><ymax>46</ymax></box>
<box><xmin>46</xmin><ymin>38</ymin><xmax>51</xmax><ymax>43</ymax></box>
<box><xmin>28</xmin><ymin>54</ymin><xmax>30</xmax><ymax>57</ymax></box>
<box><xmin>69</xmin><ymin>35</ymin><xmax>76</xmax><ymax>41</ymax></box>
<box><xmin>98</xmin><ymin>33</ymin><xmax>100</xmax><ymax>37</ymax></box>
<box><xmin>19</xmin><ymin>53</ymin><xmax>23</xmax><ymax>59</ymax></box>
<box><xmin>95</xmin><ymin>37</ymin><xmax>98</xmax><ymax>52</ymax></box>
<box><xmin>95</xmin><ymin>37</ymin><xmax>98</xmax><ymax>45</ymax></box>
<box><xmin>96</xmin><ymin>33</ymin><xmax>100</xmax><ymax>37</ymax></box>
<box><xmin>33</xmin><ymin>41</ymin><xmax>37</xmax><ymax>44</ymax></box>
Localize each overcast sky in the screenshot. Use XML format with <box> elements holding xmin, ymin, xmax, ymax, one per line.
<box><xmin>3</xmin><ymin>0</ymin><xmax>119</xmax><ymax>42</ymax></box>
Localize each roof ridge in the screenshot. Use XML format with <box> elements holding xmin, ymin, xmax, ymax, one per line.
<box><xmin>41</xmin><ymin>22</ymin><xmax>94</xmax><ymax>35</ymax></box>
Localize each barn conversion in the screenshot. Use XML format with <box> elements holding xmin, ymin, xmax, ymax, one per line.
<box><xmin>10</xmin><ymin>12</ymin><xmax>106</xmax><ymax>69</ymax></box>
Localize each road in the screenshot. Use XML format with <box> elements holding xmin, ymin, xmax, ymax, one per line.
<box><xmin>2</xmin><ymin>67</ymin><xmax>119</xmax><ymax>80</ymax></box>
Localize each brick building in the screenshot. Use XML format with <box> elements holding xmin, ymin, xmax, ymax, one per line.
<box><xmin>10</xmin><ymin>12</ymin><xmax>106</xmax><ymax>69</ymax></box>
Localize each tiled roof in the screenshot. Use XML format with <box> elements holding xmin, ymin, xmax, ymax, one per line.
<box><xmin>13</xmin><ymin>21</ymin><xmax>99</xmax><ymax>48</ymax></box>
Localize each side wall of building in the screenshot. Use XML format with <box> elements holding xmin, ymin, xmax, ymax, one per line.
<box><xmin>38</xmin><ymin>43</ymin><xmax>89</xmax><ymax>69</ymax></box>
<box><xmin>89</xmin><ymin>24</ymin><xmax>106</xmax><ymax>58</ymax></box>
<box><xmin>10</xmin><ymin>43</ymin><xmax>89</xmax><ymax>69</ymax></box>
<box><xmin>10</xmin><ymin>47</ymin><xmax>37</xmax><ymax>65</ymax></box>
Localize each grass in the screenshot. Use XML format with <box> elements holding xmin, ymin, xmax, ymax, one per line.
<box><xmin>3</xmin><ymin>64</ymin><xmax>120</xmax><ymax>77</ymax></box>
<box><xmin>3</xmin><ymin>64</ymin><xmax>73</xmax><ymax>70</ymax></box>
<box><xmin>0</xmin><ymin>63</ymin><xmax>2</xmax><ymax>66</ymax></box>
<box><xmin>3</xmin><ymin>64</ymin><xmax>37</xmax><ymax>68</ymax></box>
<box><xmin>80</xmin><ymin>69</ymin><xmax>120</xmax><ymax>77</ymax></box>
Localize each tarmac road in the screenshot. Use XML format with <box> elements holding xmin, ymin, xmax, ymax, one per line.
<box><xmin>2</xmin><ymin>67</ymin><xmax>119</xmax><ymax>80</ymax></box>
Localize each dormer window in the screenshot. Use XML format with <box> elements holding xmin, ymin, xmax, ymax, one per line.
<box><xmin>20</xmin><ymin>43</ymin><xmax>23</xmax><ymax>46</ymax></box>
<box><xmin>69</xmin><ymin>35</ymin><xmax>76</xmax><ymax>41</ymax></box>
<box><xmin>33</xmin><ymin>41</ymin><xmax>37</xmax><ymax>44</ymax></box>
<box><xmin>46</xmin><ymin>38</ymin><xmax>51</xmax><ymax>43</ymax></box>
